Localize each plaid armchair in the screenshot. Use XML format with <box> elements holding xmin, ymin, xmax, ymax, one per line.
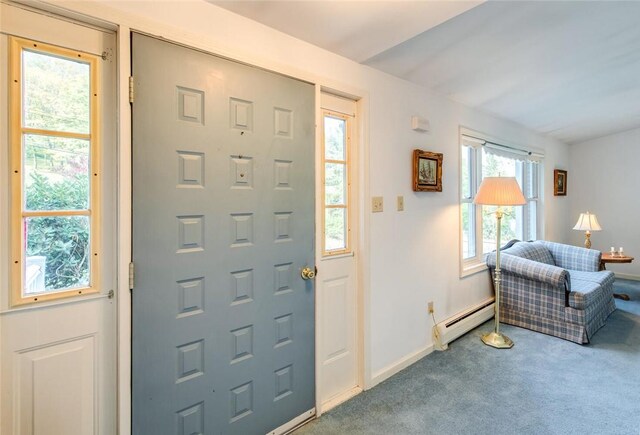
<box><xmin>486</xmin><ymin>240</ymin><xmax>616</xmax><ymax>344</ymax></box>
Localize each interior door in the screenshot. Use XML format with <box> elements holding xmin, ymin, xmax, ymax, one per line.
<box><xmin>0</xmin><ymin>4</ymin><xmax>117</xmax><ymax>434</ymax></box>
<box><xmin>132</xmin><ymin>34</ymin><xmax>316</xmax><ymax>434</ymax></box>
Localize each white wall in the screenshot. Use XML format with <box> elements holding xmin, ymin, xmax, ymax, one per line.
<box><xmin>570</xmin><ymin>127</ymin><xmax>640</xmax><ymax>278</ymax></box>
<box><xmin>46</xmin><ymin>0</ymin><xmax>571</xmax><ymax>378</ymax></box>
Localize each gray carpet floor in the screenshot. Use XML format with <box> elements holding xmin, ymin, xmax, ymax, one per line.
<box><xmin>295</xmin><ymin>279</ymin><xmax>640</xmax><ymax>435</ymax></box>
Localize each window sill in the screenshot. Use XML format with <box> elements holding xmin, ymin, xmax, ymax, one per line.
<box><xmin>321</xmin><ymin>251</ymin><xmax>355</xmax><ymax>261</ymax></box>
<box><xmin>460</xmin><ymin>260</ymin><xmax>488</xmax><ymax>278</ymax></box>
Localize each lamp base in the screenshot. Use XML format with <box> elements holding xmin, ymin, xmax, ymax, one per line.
<box><xmin>481</xmin><ymin>331</ymin><xmax>514</xmax><ymax>349</ymax></box>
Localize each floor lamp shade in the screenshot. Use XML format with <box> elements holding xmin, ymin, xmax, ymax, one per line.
<box><xmin>474</xmin><ymin>177</ymin><xmax>527</xmax><ymax>206</ymax></box>
<box><xmin>473</xmin><ymin>177</ymin><xmax>526</xmax><ymax>349</ymax></box>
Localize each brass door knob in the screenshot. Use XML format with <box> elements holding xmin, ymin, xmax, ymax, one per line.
<box><xmin>301</xmin><ymin>267</ymin><xmax>316</xmax><ymax>280</ymax></box>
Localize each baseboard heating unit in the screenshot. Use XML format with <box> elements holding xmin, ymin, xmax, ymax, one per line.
<box><xmin>434</xmin><ymin>298</ymin><xmax>494</xmax><ymax>350</ymax></box>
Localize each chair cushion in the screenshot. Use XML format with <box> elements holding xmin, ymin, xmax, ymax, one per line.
<box><xmin>570</xmin><ymin>270</ymin><xmax>615</xmax><ymax>288</ymax></box>
<box><xmin>502</xmin><ymin>241</ymin><xmax>556</xmax><ymax>266</ymax></box>
<box><xmin>568</xmin><ymin>276</ymin><xmax>612</xmax><ymax>310</ymax></box>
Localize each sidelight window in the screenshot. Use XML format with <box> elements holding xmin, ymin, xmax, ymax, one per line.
<box><xmin>10</xmin><ymin>37</ymin><xmax>101</xmax><ymax>305</ymax></box>
<box><xmin>322</xmin><ymin>111</ymin><xmax>352</xmax><ymax>255</ymax></box>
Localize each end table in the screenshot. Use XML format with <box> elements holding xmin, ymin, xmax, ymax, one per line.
<box><xmin>600</xmin><ymin>253</ymin><xmax>634</xmax><ymax>300</ymax></box>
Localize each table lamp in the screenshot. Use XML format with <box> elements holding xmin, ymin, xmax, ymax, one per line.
<box><xmin>573</xmin><ymin>212</ymin><xmax>601</xmax><ymax>249</ymax></box>
<box><xmin>474</xmin><ymin>177</ymin><xmax>526</xmax><ymax>349</ymax></box>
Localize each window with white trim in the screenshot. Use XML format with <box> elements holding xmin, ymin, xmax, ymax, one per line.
<box><xmin>10</xmin><ymin>37</ymin><xmax>101</xmax><ymax>305</ymax></box>
<box><xmin>460</xmin><ymin>132</ymin><xmax>541</xmax><ymax>272</ymax></box>
<box><xmin>322</xmin><ymin>110</ymin><xmax>352</xmax><ymax>255</ymax></box>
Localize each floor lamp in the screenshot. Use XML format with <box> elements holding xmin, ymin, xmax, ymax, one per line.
<box><xmin>474</xmin><ymin>177</ymin><xmax>526</xmax><ymax>349</ymax></box>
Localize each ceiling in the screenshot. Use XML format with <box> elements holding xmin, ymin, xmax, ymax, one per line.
<box><xmin>212</xmin><ymin>1</ymin><xmax>640</xmax><ymax>144</ymax></box>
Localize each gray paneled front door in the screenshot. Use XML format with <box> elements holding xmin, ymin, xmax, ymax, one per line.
<box><xmin>132</xmin><ymin>33</ymin><xmax>315</xmax><ymax>435</ymax></box>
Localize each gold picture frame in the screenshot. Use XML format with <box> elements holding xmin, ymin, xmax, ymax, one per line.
<box><xmin>554</xmin><ymin>169</ymin><xmax>567</xmax><ymax>196</ymax></box>
<box><xmin>413</xmin><ymin>149</ymin><xmax>443</xmax><ymax>192</ymax></box>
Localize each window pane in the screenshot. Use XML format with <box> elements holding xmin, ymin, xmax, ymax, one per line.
<box><xmin>461</xmin><ymin>202</ymin><xmax>475</xmax><ymax>259</ymax></box>
<box><xmin>482</xmin><ymin>150</ymin><xmax>516</xmax><ymax>178</ymax></box>
<box><xmin>528</xmin><ymin>200</ymin><xmax>537</xmax><ymax>240</ymax></box>
<box><xmin>527</xmin><ymin>162</ymin><xmax>539</xmax><ymax>198</ymax></box>
<box><xmin>24</xmin><ymin>216</ymin><xmax>90</xmax><ymax>295</ymax></box>
<box><xmin>324</xmin><ymin>116</ymin><xmax>346</xmax><ymax>160</ymax></box>
<box><xmin>461</xmin><ymin>146</ymin><xmax>472</xmax><ymax>199</ymax></box>
<box><xmin>325</xmin><ymin>208</ymin><xmax>346</xmax><ymax>251</ymax></box>
<box><xmin>24</xmin><ymin>134</ymin><xmax>90</xmax><ymax>211</ymax></box>
<box><xmin>483</xmin><ymin>206</ymin><xmax>523</xmax><ymax>254</ymax></box>
<box><xmin>23</xmin><ymin>50</ymin><xmax>90</xmax><ymax>134</ymax></box>
<box><xmin>325</xmin><ymin>163</ymin><xmax>346</xmax><ymax>205</ymax></box>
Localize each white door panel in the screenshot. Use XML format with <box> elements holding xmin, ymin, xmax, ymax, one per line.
<box><xmin>0</xmin><ymin>4</ymin><xmax>116</xmax><ymax>434</ymax></box>
<box><xmin>317</xmin><ymin>93</ymin><xmax>360</xmax><ymax>412</ymax></box>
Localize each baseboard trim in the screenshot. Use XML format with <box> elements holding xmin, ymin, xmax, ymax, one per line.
<box><xmin>268</xmin><ymin>408</ymin><xmax>315</xmax><ymax>435</ymax></box>
<box><xmin>614</xmin><ymin>273</ymin><xmax>640</xmax><ymax>281</ymax></box>
<box><xmin>369</xmin><ymin>344</ymin><xmax>433</xmax><ymax>389</ymax></box>
<box><xmin>320</xmin><ymin>386</ymin><xmax>362</xmax><ymax>414</ymax></box>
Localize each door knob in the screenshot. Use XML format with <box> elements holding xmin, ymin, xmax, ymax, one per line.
<box><xmin>301</xmin><ymin>267</ymin><xmax>316</xmax><ymax>280</ymax></box>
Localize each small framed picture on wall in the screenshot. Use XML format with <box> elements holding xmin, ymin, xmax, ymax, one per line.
<box><xmin>413</xmin><ymin>149</ymin><xmax>443</xmax><ymax>192</ymax></box>
<box><xmin>554</xmin><ymin>169</ymin><xmax>567</xmax><ymax>196</ymax></box>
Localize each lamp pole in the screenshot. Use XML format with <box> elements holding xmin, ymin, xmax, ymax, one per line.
<box><xmin>481</xmin><ymin>207</ymin><xmax>514</xmax><ymax>348</ymax></box>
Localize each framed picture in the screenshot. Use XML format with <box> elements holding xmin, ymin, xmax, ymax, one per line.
<box><xmin>554</xmin><ymin>169</ymin><xmax>567</xmax><ymax>196</ymax></box>
<box><xmin>413</xmin><ymin>149</ymin><xmax>443</xmax><ymax>192</ymax></box>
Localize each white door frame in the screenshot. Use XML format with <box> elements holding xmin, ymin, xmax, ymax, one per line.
<box><xmin>12</xmin><ymin>2</ymin><xmax>373</xmax><ymax>433</ymax></box>
<box><xmin>314</xmin><ymin>86</ymin><xmax>367</xmax><ymax>416</ymax></box>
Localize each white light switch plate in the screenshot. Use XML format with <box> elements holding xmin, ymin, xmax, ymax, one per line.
<box><xmin>372</xmin><ymin>196</ymin><xmax>383</xmax><ymax>213</ymax></box>
<box><xmin>397</xmin><ymin>196</ymin><xmax>404</xmax><ymax>211</ymax></box>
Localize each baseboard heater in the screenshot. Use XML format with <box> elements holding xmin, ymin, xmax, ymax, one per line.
<box><xmin>434</xmin><ymin>298</ymin><xmax>495</xmax><ymax>350</ymax></box>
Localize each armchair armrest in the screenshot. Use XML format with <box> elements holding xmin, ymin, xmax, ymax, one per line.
<box><xmin>540</xmin><ymin>241</ymin><xmax>601</xmax><ymax>272</ymax></box>
<box><xmin>487</xmin><ymin>253</ymin><xmax>570</xmax><ymax>290</ymax></box>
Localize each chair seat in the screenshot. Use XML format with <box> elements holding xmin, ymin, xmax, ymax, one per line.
<box><xmin>569</xmin><ymin>279</ymin><xmax>604</xmax><ymax>310</ymax></box>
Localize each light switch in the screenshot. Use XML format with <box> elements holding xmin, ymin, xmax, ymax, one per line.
<box><xmin>372</xmin><ymin>196</ymin><xmax>383</xmax><ymax>213</ymax></box>
<box><xmin>397</xmin><ymin>196</ymin><xmax>404</xmax><ymax>211</ymax></box>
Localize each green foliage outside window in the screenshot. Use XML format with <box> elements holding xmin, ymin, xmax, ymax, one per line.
<box><xmin>26</xmin><ymin>172</ymin><xmax>90</xmax><ymax>290</ymax></box>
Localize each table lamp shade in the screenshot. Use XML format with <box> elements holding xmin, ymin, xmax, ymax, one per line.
<box><xmin>474</xmin><ymin>177</ymin><xmax>526</xmax><ymax>206</ymax></box>
<box><xmin>573</xmin><ymin>212</ymin><xmax>602</xmax><ymax>231</ymax></box>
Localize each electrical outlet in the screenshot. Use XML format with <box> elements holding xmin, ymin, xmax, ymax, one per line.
<box><xmin>372</xmin><ymin>196</ymin><xmax>384</xmax><ymax>213</ymax></box>
<box><xmin>428</xmin><ymin>301</ymin><xmax>434</xmax><ymax>314</ymax></box>
<box><xmin>397</xmin><ymin>195</ymin><xmax>404</xmax><ymax>211</ymax></box>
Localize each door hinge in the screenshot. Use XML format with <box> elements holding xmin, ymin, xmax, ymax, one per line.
<box><xmin>129</xmin><ymin>76</ymin><xmax>134</xmax><ymax>104</ymax></box>
<box><xmin>129</xmin><ymin>262</ymin><xmax>135</xmax><ymax>290</ymax></box>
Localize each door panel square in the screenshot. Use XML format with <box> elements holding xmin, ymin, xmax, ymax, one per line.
<box><xmin>230</xmin><ymin>213</ymin><xmax>253</xmax><ymax>247</ymax></box>
<box><xmin>230</xmin><ymin>98</ymin><xmax>253</xmax><ymax>131</ymax></box>
<box><xmin>177</xmin><ymin>402</ymin><xmax>204</xmax><ymax>435</ymax></box>
<box><xmin>274</xmin><ymin>365</ymin><xmax>293</xmax><ymax>401</ymax></box>
<box><xmin>274</xmin><ymin>160</ymin><xmax>292</xmax><ymax>190</ymax></box>
<box><xmin>230</xmin><ymin>269</ymin><xmax>253</xmax><ymax>306</ymax></box>
<box><xmin>177</xmin><ymin>87</ymin><xmax>204</xmax><ymax>125</ymax></box>
<box><xmin>230</xmin><ymin>156</ymin><xmax>253</xmax><ymax>189</ymax></box>
<box><xmin>177</xmin><ymin>151</ymin><xmax>204</xmax><ymax>188</ymax></box>
<box><xmin>176</xmin><ymin>340</ymin><xmax>204</xmax><ymax>383</ymax></box>
<box><xmin>274</xmin><ymin>314</ymin><xmax>293</xmax><ymax>348</ymax></box>
<box><xmin>230</xmin><ymin>325</ymin><xmax>253</xmax><ymax>364</ymax></box>
<box><xmin>274</xmin><ymin>108</ymin><xmax>293</xmax><ymax>138</ymax></box>
<box><xmin>274</xmin><ymin>212</ymin><xmax>293</xmax><ymax>242</ymax></box>
<box><xmin>274</xmin><ymin>263</ymin><xmax>293</xmax><ymax>295</ymax></box>
<box><xmin>177</xmin><ymin>277</ymin><xmax>204</xmax><ymax>318</ymax></box>
<box><xmin>177</xmin><ymin>216</ymin><xmax>204</xmax><ymax>253</ymax></box>
<box><xmin>229</xmin><ymin>381</ymin><xmax>253</xmax><ymax>423</ymax></box>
